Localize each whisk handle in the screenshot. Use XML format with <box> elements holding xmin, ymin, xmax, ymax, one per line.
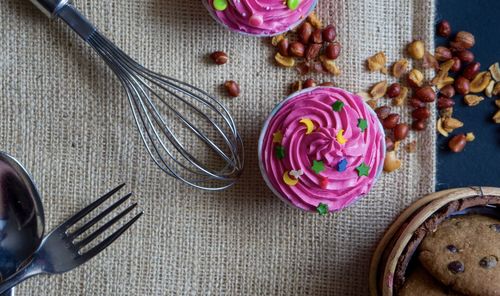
<box><xmin>30</xmin><ymin>0</ymin><xmax>70</xmax><ymax>18</ymax></box>
<box><xmin>30</xmin><ymin>0</ymin><xmax>96</xmax><ymax>41</ymax></box>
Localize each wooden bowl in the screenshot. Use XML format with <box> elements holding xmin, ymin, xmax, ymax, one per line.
<box><xmin>369</xmin><ymin>187</ymin><xmax>500</xmax><ymax>296</ymax></box>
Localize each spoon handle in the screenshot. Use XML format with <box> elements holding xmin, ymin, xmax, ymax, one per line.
<box><xmin>0</xmin><ymin>263</ymin><xmax>40</xmax><ymax>294</ymax></box>
<box><xmin>1</xmin><ymin>288</ymin><xmax>14</xmax><ymax>296</ymax></box>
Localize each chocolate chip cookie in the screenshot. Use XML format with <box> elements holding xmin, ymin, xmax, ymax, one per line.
<box><xmin>399</xmin><ymin>265</ymin><xmax>462</xmax><ymax>296</ymax></box>
<box><xmin>419</xmin><ymin>215</ymin><xmax>500</xmax><ymax>296</ymax></box>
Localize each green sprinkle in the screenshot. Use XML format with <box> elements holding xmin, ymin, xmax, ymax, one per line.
<box><xmin>358</xmin><ymin>118</ymin><xmax>368</xmax><ymax>132</ymax></box>
<box><xmin>356</xmin><ymin>162</ymin><xmax>370</xmax><ymax>177</ymax></box>
<box><xmin>213</xmin><ymin>0</ymin><xmax>228</xmax><ymax>11</ymax></box>
<box><xmin>275</xmin><ymin>146</ymin><xmax>285</xmax><ymax>159</ymax></box>
<box><xmin>287</xmin><ymin>0</ymin><xmax>300</xmax><ymax>10</ymax></box>
<box><xmin>317</xmin><ymin>203</ymin><xmax>329</xmax><ymax>216</ymax></box>
<box><xmin>311</xmin><ymin>160</ymin><xmax>325</xmax><ymax>174</ymax></box>
<box><xmin>332</xmin><ymin>101</ymin><xmax>344</xmax><ymax>112</ymax></box>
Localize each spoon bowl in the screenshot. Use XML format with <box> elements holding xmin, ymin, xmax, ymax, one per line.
<box><xmin>0</xmin><ymin>152</ymin><xmax>44</xmax><ymax>293</ymax></box>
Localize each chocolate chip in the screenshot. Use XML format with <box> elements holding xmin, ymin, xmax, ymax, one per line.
<box><xmin>446</xmin><ymin>245</ymin><xmax>458</xmax><ymax>253</ymax></box>
<box><xmin>490</xmin><ymin>224</ymin><xmax>500</xmax><ymax>232</ymax></box>
<box><xmin>448</xmin><ymin>261</ymin><xmax>465</xmax><ymax>274</ymax></box>
<box><xmin>480</xmin><ymin>256</ymin><xmax>498</xmax><ymax>269</ymax></box>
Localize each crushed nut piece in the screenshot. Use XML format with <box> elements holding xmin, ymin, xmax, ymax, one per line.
<box><xmin>470</xmin><ymin>71</ymin><xmax>492</xmax><ymax>93</ymax></box>
<box><xmin>443</xmin><ymin>117</ymin><xmax>464</xmax><ymax>130</ymax></box>
<box><xmin>369</xmin><ymin>80</ymin><xmax>388</xmax><ymax>99</ymax></box>
<box><xmin>405</xmin><ymin>141</ymin><xmax>417</xmax><ymax>153</ymax></box>
<box><xmin>440</xmin><ymin>107</ymin><xmax>453</xmax><ymax>118</ymax></box>
<box><xmin>392</xmin><ymin>86</ymin><xmax>408</xmax><ymax>106</ymax></box>
<box><xmin>290</xmin><ymin>80</ymin><xmax>303</xmax><ymax>93</ymax></box>
<box><xmin>493</xmin><ymin>82</ymin><xmax>500</xmax><ymax>96</ymax></box>
<box><xmin>407</xmin><ymin>40</ymin><xmax>425</xmax><ymax>60</ymax></box>
<box><xmin>275</xmin><ymin>52</ymin><xmax>295</xmax><ymax>67</ymax></box>
<box><xmin>307</xmin><ymin>12</ymin><xmax>323</xmax><ymax>29</ymax></box>
<box><xmin>320</xmin><ymin>55</ymin><xmax>341</xmax><ymax>76</ymax></box>
<box><xmin>384</xmin><ymin>151</ymin><xmax>401</xmax><ymax>173</ymax></box>
<box><xmin>408</xmin><ymin>69</ymin><xmax>424</xmax><ymax>87</ymax></box>
<box><xmin>485</xmin><ymin>80</ymin><xmax>495</xmax><ymax>97</ymax></box>
<box><xmin>489</xmin><ymin>62</ymin><xmax>500</xmax><ymax>81</ymax></box>
<box><xmin>436</xmin><ymin>118</ymin><xmax>449</xmax><ymax>137</ymax></box>
<box><xmin>356</xmin><ymin>91</ymin><xmax>371</xmax><ymax>100</ymax></box>
<box><xmin>367</xmin><ymin>52</ymin><xmax>387</xmax><ymax>73</ymax></box>
<box><xmin>423</xmin><ymin>51</ymin><xmax>439</xmax><ymax>69</ymax></box>
<box><xmin>392</xmin><ymin>59</ymin><xmax>409</xmax><ymax>78</ymax></box>
<box><xmin>434</xmin><ymin>76</ymin><xmax>455</xmax><ymax>89</ymax></box>
<box><xmin>366</xmin><ymin>99</ymin><xmax>377</xmax><ymax>109</ymax></box>
<box><xmin>464</xmin><ymin>94</ymin><xmax>484</xmax><ymax>106</ymax></box>
<box><xmin>440</xmin><ymin>59</ymin><xmax>455</xmax><ymax>72</ymax></box>
<box><xmin>271</xmin><ymin>34</ymin><xmax>285</xmax><ymax>47</ymax></box>
<box><xmin>493</xmin><ymin>110</ymin><xmax>500</xmax><ymax>124</ymax></box>
<box><xmin>465</xmin><ymin>132</ymin><xmax>475</xmax><ymax>142</ymax></box>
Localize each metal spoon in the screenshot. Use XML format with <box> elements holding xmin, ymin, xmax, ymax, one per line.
<box><xmin>0</xmin><ymin>152</ymin><xmax>45</xmax><ymax>296</ymax></box>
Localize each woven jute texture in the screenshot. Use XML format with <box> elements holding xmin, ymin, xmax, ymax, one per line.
<box><xmin>0</xmin><ymin>0</ymin><xmax>435</xmax><ymax>295</ymax></box>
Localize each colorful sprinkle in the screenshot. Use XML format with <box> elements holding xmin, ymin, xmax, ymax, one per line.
<box><xmin>337</xmin><ymin>159</ymin><xmax>348</xmax><ymax>172</ymax></box>
<box><xmin>283</xmin><ymin>170</ymin><xmax>299</xmax><ymax>186</ymax></box>
<box><xmin>287</xmin><ymin>0</ymin><xmax>300</xmax><ymax>10</ymax></box>
<box><xmin>275</xmin><ymin>146</ymin><xmax>285</xmax><ymax>159</ymax></box>
<box><xmin>289</xmin><ymin>169</ymin><xmax>304</xmax><ymax>179</ymax></box>
<box><xmin>299</xmin><ymin>118</ymin><xmax>315</xmax><ymax>134</ymax></box>
<box><xmin>358</xmin><ymin>118</ymin><xmax>368</xmax><ymax>132</ymax></box>
<box><xmin>336</xmin><ymin>129</ymin><xmax>347</xmax><ymax>145</ymax></box>
<box><xmin>311</xmin><ymin>160</ymin><xmax>325</xmax><ymax>174</ymax></box>
<box><xmin>356</xmin><ymin>162</ymin><xmax>370</xmax><ymax>177</ymax></box>
<box><xmin>319</xmin><ymin>176</ymin><xmax>329</xmax><ymax>189</ymax></box>
<box><xmin>317</xmin><ymin>203</ymin><xmax>329</xmax><ymax>216</ymax></box>
<box><xmin>272</xmin><ymin>131</ymin><xmax>283</xmax><ymax>143</ymax></box>
<box><xmin>213</xmin><ymin>0</ymin><xmax>228</xmax><ymax>11</ymax></box>
<box><xmin>332</xmin><ymin>101</ymin><xmax>344</xmax><ymax>112</ymax></box>
<box><xmin>249</xmin><ymin>14</ymin><xmax>263</xmax><ymax>26</ymax></box>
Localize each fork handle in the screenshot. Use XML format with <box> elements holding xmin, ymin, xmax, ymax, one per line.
<box><xmin>0</xmin><ymin>262</ymin><xmax>40</xmax><ymax>294</ymax></box>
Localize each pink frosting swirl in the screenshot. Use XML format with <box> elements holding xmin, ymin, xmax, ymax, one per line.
<box><xmin>259</xmin><ymin>87</ymin><xmax>385</xmax><ymax>213</ymax></box>
<box><xmin>204</xmin><ymin>0</ymin><xmax>317</xmax><ymax>36</ymax></box>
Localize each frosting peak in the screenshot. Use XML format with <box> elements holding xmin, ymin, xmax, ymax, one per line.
<box><xmin>204</xmin><ymin>0</ymin><xmax>317</xmax><ymax>36</ymax></box>
<box><xmin>259</xmin><ymin>87</ymin><xmax>385</xmax><ymax>213</ymax></box>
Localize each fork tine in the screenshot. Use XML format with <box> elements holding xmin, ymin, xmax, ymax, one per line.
<box><xmin>68</xmin><ymin>192</ymin><xmax>133</xmax><ymax>239</ymax></box>
<box><xmin>78</xmin><ymin>212</ymin><xmax>143</xmax><ymax>261</ymax></box>
<box><xmin>75</xmin><ymin>203</ymin><xmax>138</xmax><ymax>249</ymax></box>
<box><xmin>60</xmin><ymin>183</ymin><xmax>126</xmax><ymax>230</ymax></box>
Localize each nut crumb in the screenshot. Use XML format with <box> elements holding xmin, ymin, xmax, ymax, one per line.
<box><xmin>366</xmin><ymin>52</ymin><xmax>387</xmax><ymax>73</ymax></box>
<box><xmin>470</xmin><ymin>71</ymin><xmax>492</xmax><ymax>93</ymax></box>
<box><xmin>369</xmin><ymin>80</ymin><xmax>388</xmax><ymax>99</ymax></box>
<box><xmin>489</xmin><ymin>62</ymin><xmax>500</xmax><ymax>81</ymax></box>
<box><xmin>436</xmin><ymin>118</ymin><xmax>449</xmax><ymax>137</ymax></box>
<box><xmin>465</xmin><ymin>132</ymin><xmax>475</xmax><ymax>142</ymax></box>
<box><xmin>405</xmin><ymin>141</ymin><xmax>417</xmax><ymax>153</ymax></box>
<box><xmin>366</xmin><ymin>99</ymin><xmax>377</xmax><ymax>109</ymax></box>
<box><xmin>392</xmin><ymin>59</ymin><xmax>409</xmax><ymax>78</ymax></box>
<box><xmin>275</xmin><ymin>52</ymin><xmax>295</xmax><ymax>67</ymax></box>
<box><xmin>307</xmin><ymin>12</ymin><xmax>323</xmax><ymax>29</ymax></box>
<box><xmin>384</xmin><ymin>151</ymin><xmax>401</xmax><ymax>173</ymax></box>
<box><xmin>392</xmin><ymin>86</ymin><xmax>408</xmax><ymax>106</ymax></box>
<box><xmin>485</xmin><ymin>80</ymin><xmax>495</xmax><ymax>97</ymax></box>
<box><xmin>494</xmin><ymin>110</ymin><xmax>500</xmax><ymax>124</ymax></box>
<box><xmin>271</xmin><ymin>34</ymin><xmax>285</xmax><ymax>47</ymax></box>
<box><xmin>320</xmin><ymin>55</ymin><xmax>341</xmax><ymax>76</ymax></box>
<box><xmin>464</xmin><ymin>94</ymin><xmax>484</xmax><ymax>106</ymax></box>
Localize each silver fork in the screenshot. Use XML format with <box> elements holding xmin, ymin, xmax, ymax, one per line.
<box><xmin>0</xmin><ymin>183</ymin><xmax>142</xmax><ymax>293</ymax></box>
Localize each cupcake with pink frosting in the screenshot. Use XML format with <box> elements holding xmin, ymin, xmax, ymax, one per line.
<box><xmin>258</xmin><ymin>87</ymin><xmax>386</xmax><ymax>214</ymax></box>
<box><xmin>203</xmin><ymin>0</ymin><xmax>317</xmax><ymax>36</ymax></box>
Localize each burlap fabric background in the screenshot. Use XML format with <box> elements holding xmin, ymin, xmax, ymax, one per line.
<box><xmin>0</xmin><ymin>0</ymin><xmax>435</xmax><ymax>295</ymax></box>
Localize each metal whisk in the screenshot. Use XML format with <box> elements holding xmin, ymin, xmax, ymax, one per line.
<box><xmin>30</xmin><ymin>0</ymin><xmax>244</xmax><ymax>190</ymax></box>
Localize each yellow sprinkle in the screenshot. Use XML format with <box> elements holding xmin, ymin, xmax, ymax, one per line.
<box><xmin>272</xmin><ymin>131</ymin><xmax>283</xmax><ymax>143</ymax></box>
<box><xmin>336</xmin><ymin>129</ymin><xmax>347</xmax><ymax>145</ymax></box>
